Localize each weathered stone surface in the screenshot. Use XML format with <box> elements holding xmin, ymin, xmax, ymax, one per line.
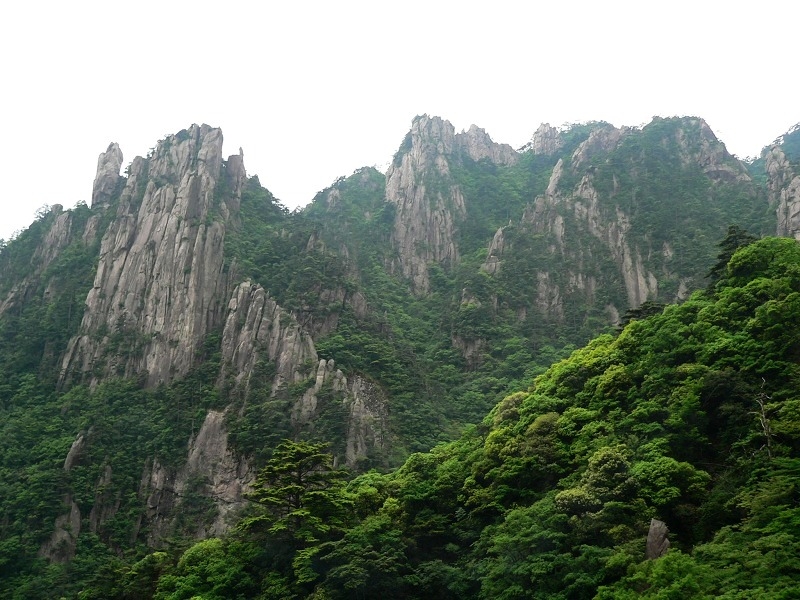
<box><xmin>88</xmin><ymin>464</ymin><xmax>120</xmax><ymax>535</ymax></box>
<box><xmin>174</xmin><ymin>410</ymin><xmax>250</xmax><ymax>538</ymax></box>
<box><xmin>40</xmin><ymin>432</ymin><xmax>86</xmax><ymax>562</ymax></box>
<box><xmin>0</xmin><ymin>205</ymin><xmax>88</xmax><ymax>319</ymax></box>
<box><xmin>92</xmin><ymin>142</ymin><xmax>123</xmax><ymax>208</ymax></box>
<box><xmin>39</xmin><ymin>499</ymin><xmax>81</xmax><ymax>563</ymax></box>
<box><xmin>527</xmin><ymin>123</ymin><xmax>564</xmax><ymax>155</ymax></box>
<box><xmin>344</xmin><ymin>375</ymin><xmax>389</xmax><ymax>466</ymax></box>
<box><xmin>59</xmin><ymin>124</ymin><xmax>246</xmax><ymax>388</ymax></box>
<box><xmin>517</xmin><ymin>124</ymin><xmax>659</xmax><ymax>316</ymax></box>
<box><xmin>481</xmin><ymin>227</ymin><xmax>505</xmax><ymax>274</ymax></box>
<box><xmin>457</xmin><ymin>124</ymin><xmax>518</xmax><ymax>165</ymax></box>
<box><xmin>386</xmin><ymin>115</ymin><xmax>525</xmax><ymax>293</ymax></box>
<box><xmin>386</xmin><ymin>115</ymin><xmax>465</xmax><ymax>293</ymax></box>
<box><xmin>221</xmin><ymin>281</ymin><xmax>317</xmax><ymax>393</ymax></box>
<box><xmin>674</xmin><ymin>118</ymin><xmax>751</xmax><ymax>183</ymax></box>
<box><xmin>646</xmin><ymin>518</ymin><xmax>670</xmax><ymax>559</ymax></box>
<box><xmin>767</xmin><ymin>145</ymin><xmax>800</xmax><ymax>239</ymax></box>
<box><xmin>221</xmin><ymin>281</ymin><xmax>388</xmax><ymax>467</ymax></box>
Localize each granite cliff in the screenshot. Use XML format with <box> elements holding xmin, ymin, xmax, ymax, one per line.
<box><xmin>0</xmin><ymin>115</ymin><xmax>789</xmax><ymax>572</ymax></box>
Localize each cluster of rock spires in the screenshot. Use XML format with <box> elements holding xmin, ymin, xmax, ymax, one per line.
<box><xmin>6</xmin><ymin>113</ymin><xmax>799</xmax><ymax>558</ymax></box>
<box><xmin>24</xmin><ymin>124</ymin><xmax>389</xmax><ymax>558</ymax></box>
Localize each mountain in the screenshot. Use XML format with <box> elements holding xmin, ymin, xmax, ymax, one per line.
<box><xmin>0</xmin><ymin>115</ymin><xmax>797</xmax><ymax>597</ymax></box>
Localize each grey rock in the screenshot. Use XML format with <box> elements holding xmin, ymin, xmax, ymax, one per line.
<box><xmin>527</xmin><ymin>123</ymin><xmax>564</xmax><ymax>155</ymax></box>
<box><xmin>60</xmin><ymin>124</ymin><xmax>245</xmax><ymax>388</ymax></box>
<box><xmin>457</xmin><ymin>124</ymin><xmax>518</xmax><ymax>165</ymax></box>
<box><xmin>646</xmin><ymin>518</ymin><xmax>670</xmax><ymax>559</ymax></box>
<box><xmin>767</xmin><ymin>146</ymin><xmax>800</xmax><ymax>239</ymax></box>
<box><xmin>92</xmin><ymin>142</ymin><xmax>123</xmax><ymax>208</ymax></box>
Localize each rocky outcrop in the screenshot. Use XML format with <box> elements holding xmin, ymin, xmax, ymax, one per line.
<box><xmin>60</xmin><ymin>124</ymin><xmax>246</xmax><ymax>388</ymax></box>
<box><xmin>40</xmin><ymin>433</ymin><xmax>87</xmax><ymax>562</ymax></box>
<box><xmin>175</xmin><ymin>410</ymin><xmax>250</xmax><ymax>538</ymax></box>
<box><xmin>221</xmin><ymin>281</ymin><xmax>317</xmax><ymax>393</ymax></box>
<box><xmin>767</xmin><ymin>145</ymin><xmax>800</xmax><ymax>239</ymax></box>
<box><xmin>527</xmin><ymin>123</ymin><xmax>564</xmax><ymax>155</ymax></box>
<box><xmin>1</xmin><ymin>206</ymin><xmax>73</xmax><ymax>316</ymax></box>
<box><xmin>481</xmin><ymin>227</ymin><xmax>505</xmax><ymax>274</ymax></box>
<box><xmin>386</xmin><ymin>115</ymin><xmax>466</xmax><ymax>293</ymax></box>
<box><xmin>646</xmin><ymin>518</ymin><xmax>670</xmax><ymax>559</ymax></box>
<box><xmin>221</xmin><ymin>281</ymin><xmax>388</xmax><ymax>467</ymax></box>
<box><xmin>136</xmin><ymin>410</ymin><xmax>250</xmax><ymax>545</ymax></box>
<box><xmin>92</xmin><ymin>143</ymin><xmax>123</xmax><ymax>208</ymax></box>
<box><xmin>456</xmin><ymin>124</ymin><xmax>518</xmax><ymax>165</ymax></box>
<box><xmin>520</xmin><ymin>124</ymin><xmax>658</xmax><ymax>315</ymax></box>
<box><xmin>344</xmin><ymin>375</ymin><xmax>389</xmax><ymax>466</ymax></box>
<box><xmin>386</xmin><ymin>116</ymin><xmax>522</xmax><ymax>293</ymax></box>
<box><xmin>504</xmin><ymin>118</ymin><xmax>753</xmax><ymax>322</ymax></box>
<box><xmin>673</xmin><ymin>118</ymin><xmax>751</xmax><ymax>183</ymax></box>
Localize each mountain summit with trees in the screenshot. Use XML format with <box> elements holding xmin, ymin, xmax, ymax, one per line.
<box><xmin>1</xmin><ymin>115</ymin><xmax>799</xmax><ymax>597</ymax></box>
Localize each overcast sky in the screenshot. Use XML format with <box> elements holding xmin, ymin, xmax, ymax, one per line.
<box><xmin>1</xmin><ymin>1</ymin><xmax>797</xmax><ymax>241</ymax></box>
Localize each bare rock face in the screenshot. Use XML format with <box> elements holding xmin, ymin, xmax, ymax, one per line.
<box><xmin>674</xmin><ymin>118</ymin><xmax>751</xmax><ymax>183</ymax></box>
<box><xmin>457</xmin><ymin>124</ymin><xmax>518</xmax><ymax>165</ymax></box>
<box><xmin>176</xmin><ymin>410</ymin><xmax>250</xmax><ymax>538</ymax></box>
<box><xmin>571</xmin><ymin>124</ymin><xmax>628</xmax><ymax>171</ymax></box>
<box><xmin>0</xmin><ymin>205</ymin><xmax>91</xmax><ymax>318</ymax></box>
<box><xmin>527</xmin><ymin>123</ymin><xmax>564</xmax><ymax>155</ymax></box>
<box><xmin>386</xmin><ymin>115</ymin><xmax>465</xmax><ymax>293</ymax></box>
<box><xmin>646</xmin><ymin>518</ymin><xmax>670</xmax><ymax>559</ymax></box>
<box><xmin>92</xmin><ymin>142</ymin><xmax>123</xmax><ymax>208</ymax></box>
<box><xmin>221</xmin><ymin>281</ymin><xmax>388</xmax><ymax>467</ymax></box>
<box><xmin>40</xmin><ymin>433</ymin><xmax>86</xmax><ymax>562</ymax></box>
<box><xmin>60</xmin><ymin>124</ymin><xmax>246</xmax><ymax>388</ymax></box>
<box><xmin>517</xmin><ymin>123</ymin><xmax>673</xmax><ymax>317</ymax></box>
<box><xmin>344</xmin><ymin>375</ymin><xmax>389</xmax><ymax>466</ymax></box>
<box><xmin>767</xmin><ymin>146</ymin><xmax>800</xmax><ymax>239</ymax></box>
<box><xmin>136</xmin><ymin>411</ymin><xmax>250</xmax><ymax>545</ymax></box>
<box><xmin>221</xmin><ymin>281</ymin><xmax>317</xmax><ymax>393</ymax></box>
<box><xmin>386</xmin><ymin>115</ymin><xmax>526</xmax><ymax>293</ymax></box>
<box><xmin>481</xmin><ymin>227</ymin><xmax>506</xmax><ymax>274</ymax></box>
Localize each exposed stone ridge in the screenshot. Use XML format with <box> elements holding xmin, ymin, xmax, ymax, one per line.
<box><xmin>343</xmin><ymin>375</ymin><xmax>388</xmax><ymax>466</ymax></box>
<box><xmin>518</xmin><ymin>122</ymin><xmax>663</xmax><ymax>317</ymax></box>
<box><xmin>571</xmin><ymin>124</ymin><xmax>628</xmax><ymax>170</ymax></box>
<box><xmin>526</xmin><ymin>123</ymin><xmax>564</xmax><ymax>155</ymax></box>
<box><xmin>40</xmin><ymin>432</ymin><xmax>85</xmax><ymax>562</ymax></box>
<box><xmin>220</xmin><ymin>281</ymin><xmax>388</xmax><ymax>467</ymax></box>
<box><xmin>481</xmin><ymin>226</ymin><xmax>505</xmax><ymax>275</ymax></box>
<box><xmin>1</xmin><ymin>205</ymin><xmax>84</xmax><ymax>317</ymax></box>
<box><xmin>456</xmin><ymin>124</ymin><xmax>518</xmax><ymax>165</ymax></box>
<box><xmin>767</xmin><ymin>145</ymin><xmax>800</xmax><ymax>238</ymax></box>
<box><xmin>175</xmin><ymin>410</ymin><xmax>250</xmax><ymax>538</ymax></box>
<box><xmin>60</xmin><ymin>124</ymin><xmax>246</xmax><ymax>387</ymax></box>
<box><xmin>92</xmin><ymin>143</ymin><xmax>123</xmax><ymax>208</ymax></box>
<box><xmin>673</xmin><ymin>117</ymin><xmax>751</xmax><ymax>183</ymax></box>
<box><xmin>386</xmin><ymin>115</ymin><xmax>466</xmax><ymax>293</ymax></box>
<box><xmin>221</xmin><ymin>281</ymin><xmax>318</xmax><ymax>393</ymax></box>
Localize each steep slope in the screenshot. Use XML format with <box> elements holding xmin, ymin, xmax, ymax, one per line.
<box><xmin>386</xmin><ymin>115</ymin><xmax>517</xmax><ymax>293</ymax></box>
<box><xmin>133</xmin><ymin>235</ymin><xmax>800</xmax><ymax>600</ymax></box>
<box><xmin>60</xmin><ymin>124</ymin><xmax>246</xmax><ymax>387</ymax></box>
<box><xmin>765</xmin><ymin>124</ymin><xmax>800</xmax><ymax>238</ymax></box>
<box><xmin>0</xmin><ymin>115</ymin><xmax>796</xmax><ymax>598</ymax></box>
<box><xmin>448</xmin><ymin>118</ymin><xmax>769</xmax><ymax>363</ymax></box>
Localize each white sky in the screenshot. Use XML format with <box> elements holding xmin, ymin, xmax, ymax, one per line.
<box><xmin>1</xmin><ymin>0</ymin><xmax>797</xmax><ymax>241</ymax></box>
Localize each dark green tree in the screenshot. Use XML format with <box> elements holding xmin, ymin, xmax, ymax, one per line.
<box><xmin>706</xmin><ymin>225</ymin><xmax>757</xmax><ymax>287</ymax></box>
<box><xmin>240</xmin><ymin>439</ymin><xmax>353</xmax><ymax>588</ymax></box>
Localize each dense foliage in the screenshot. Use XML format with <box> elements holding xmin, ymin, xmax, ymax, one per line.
<box><xmin>0</xmin><ymin>118</ymin><xmax>797</xmax><ymax>597</ymax></box>
<box><xmin>93</xmin><ymin>234</ymin><xmax>800</xmax><ymax>599</ymax></box>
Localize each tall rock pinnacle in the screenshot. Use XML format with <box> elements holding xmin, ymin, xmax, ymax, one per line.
<box><xmin>61</xmin><ymin>124</ymin><xmax>246</xmax><ymax>387</ymax></box>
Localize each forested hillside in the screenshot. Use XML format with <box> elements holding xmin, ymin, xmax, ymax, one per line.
<box><xmin>0</xmin><ymin>116</ymin><xmax>798</xmax><ymax>597</ymax></box>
